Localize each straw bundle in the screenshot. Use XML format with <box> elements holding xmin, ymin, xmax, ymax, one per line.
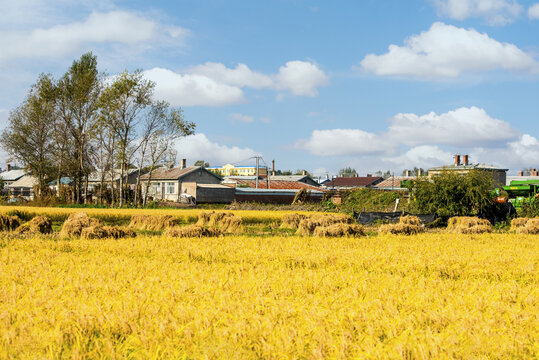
<box><xmin>0</xmin><ymin>214</ymin><xmax>20</xmax><ymax>231</ymax></box>
<box><xmin>196</xmin><ymin>212</ymin><xmax>214</xmax><ymax>226</ymax></box>
<box><xmin>163</xmin><ymin>225</ymin><xmax>222</xmax><ymax>238</ymax></box>
<box><xmin>446</xmin><ymin>216</ymin><xmax>491</xmax><ymax>234</ymax></box>
<box><xmin>399</xmin><ymin>215</ymin><xmax>421</xmax><ymax>226</ymax></box>
<box><xmin>379</xmin><ymin>223</ymin><xmax>422</xmax><ymax>235</ymax></box>
<box><xmin>313</xmin><ymin>223</ymin><xmax>364</xmax><ymax>237</ymax></box>
<box><xmin>60</xmin><ymin>212</ymin><xmax>101</xmax><ymax>237</ymax></box>
<box><xmin>16</xmin><ymin>216</ymin><xmax>52</xmax><ymax>234</ymax></box>
<box><xmin>81</xmin><ymin>225</ymin><xmax>137</xmax><ymax>240</ymax></box>
<box><xmin>515</xmin><ymin>218</ymin><xmax>539</xmax><ymax>234</ymax></box>
<box><xmin>296</xmin><ymin>214</ymin><xmax>353</xmax><ymax>236</ymax></box>
<box><xmin>219</xmin><ymin>215</ymin><xmax>243</xmax><ymax>233</ymax></box>
<box><xmin>280</xmin><ymin>213</ymin><xmax>308</xmax><ymax>229</ymax></box>
<box><xmin>129</xmin><ymin>215</ymin><xmax>177</xmax><ymax>231</ymax></box>
<box><xmin>510</xmin><ymin>217</ymin><xmax>530</xmax><ymax>230</ymax></box>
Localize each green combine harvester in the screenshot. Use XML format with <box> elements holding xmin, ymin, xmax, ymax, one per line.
<box><xmin>495</xmin><ymin>179</ymin><xmax>539</xmax><ymax>212</ymax></box>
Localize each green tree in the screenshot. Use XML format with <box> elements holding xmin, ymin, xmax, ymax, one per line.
<box><xmin>57</xmin><ymin>52</ymin><xmax>102</xmax><ymax>203</ymax></box>
<box><xmin>407</xmin><ymin>170</ymin><xmax>495</xmax><ymax>217</ymax></box>
<box><xmin>194</xmin><ymin>160</ymin><xmax>210</xmax><ymax>167</ymax></box>
<box><xmin>339</xmin><ymin>167</ymin><xmax>358</xmax><ymax>177</ymax></box>
<box><xmin>1</xmin><ymin>74</ymin><xmax>57</xmax><ymax>195</ymax></box>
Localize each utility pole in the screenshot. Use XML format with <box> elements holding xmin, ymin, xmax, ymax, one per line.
<box><xmin>255</xmin><ymin>156</ymin><xmax>260</xmax><ymax>189</ymax></box>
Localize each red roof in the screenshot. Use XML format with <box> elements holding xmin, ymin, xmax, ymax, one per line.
<box><xmin>231</xmin><ymin>179</ymin><xmax>325</xmax><ymax>191</ymax></box>
<box><xmin>374</xmin><ymin>176</ymin><xmax>414</xmax><ymax>188</ymax></box>
<box><xmin>324</xmin><ymin>176</ymin><xmax>383</xmax><ymax>187</ymax></box>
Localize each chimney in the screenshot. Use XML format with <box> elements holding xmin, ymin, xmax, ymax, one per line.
<box><xmin>302</xmin><ymin>170</ymin><xmax>307</xmax><ymax>176</ymax></box>
<box><xmin>181</xmin><ymin>158</ymin><xmax>186</xmax><ymax>169</ymax></box>
<box><xmin>405</xmin><ymin>170</ymin><xmax>411</xmax><ymax>176</ymax></box>
<box><xmin>519</xmin><ymin>171</ymin><xmax>524</xmax><ymax>176</ymax></box>
<box><xmin>271</xmin><ymin>160</ymin><xmax>275</xmax><ymax>176</ymax></box>
<box><xmin>6</xmin><ymin>163</ymin><xmax>11</xmax><ymax>171</ymax></box>
<box><xmin>463</xmin><ymin>155</ymin><xmax>469</xmax><ymax>166</ymax></box>
<box><xmin>454</xmin><ymin>154</ymin><xmax>461</xmax><ymax>166</ymax></box>
<box><xmin>367</xmin><ymin>174</ymin><xmax>372</xmax><ymax>177</ymax></box>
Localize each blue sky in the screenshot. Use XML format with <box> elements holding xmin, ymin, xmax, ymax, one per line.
<box><xmin>1</xmin><ymin>0</ymin><xmax>539</xmax><ymax>177</ymax></box>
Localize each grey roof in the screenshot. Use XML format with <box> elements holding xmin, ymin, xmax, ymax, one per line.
<box><xmin>429</xmin><ymin>163</ymin><xmax>508</xmax><ymax>171</ymax></box>
<box><xmin>235</xmin><ymin>187</ymin><xmax>324</xmax><ymax>195</ymax></box>
<box><xmin>140</xmin><ymin>166</ymin><xmax>221</xmax><ymax>181</ymax></box>
<box><xmin>88</xmin><ymin>168</ymin><xmax>139</xmax><ymax>182</ymax></box>
<box><xmin>7</xmin><ymin>175</ymin><xmax>38</xmax><ymax>188</ymax></box>
<box><xmin>269</xmin><ymin>175</ymin><xmax>310</xmax><ymax>182</ymax></box>
<box><xmin>0</xmin><ymin>169</ymin><xmax>26</xmax><ymax>182</ymax></box>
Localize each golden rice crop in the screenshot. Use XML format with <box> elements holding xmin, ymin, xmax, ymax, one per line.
<box><xmin>59</xmin><ymin>212</ymin><xmax>102</xmax><ymax>238</ymax></box>
<box><xmin>447</xmin><ymin>216</ymin><xmax>492</xmax><ymax>234</ymax></box>
<box><xmin>15</xmin><ymin>216</ymin><xmax>52</xmax><ymax>234</ymax></box>
<box><xmin>280</xmin><ymin>213</ymin><xmax>308</xmax><ymax>229</ymax></box>
<box><xmin>80</xmin><ymin>225</ymin><xmax>137</xmax><ymax>240</ymax></box>
<box><xmin>163</xmin><ymin>224</ymin><xmax>222</xmax><ymax>237</ymax></box>
<box><xmin>129</xmin><ymin>214</ymin><xmax>178</xmax><ymax>231</ymax></box>
<box><xmin>0</xmin><ymin>232</ymin><xmax>536</xmax><ymax>359</ymax></box>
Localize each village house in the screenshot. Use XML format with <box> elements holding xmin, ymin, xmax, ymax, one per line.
<box><xmin>323</xmin><ymin>175</ymin><xmax>384</xmax><ymax>189</ymax></box>
<box><xmin>0</xmin><ymin>165</ymin><xmax>26</xmax><ymax>187</ymax></box>
<box><xmin>87</xmin><ymin>168</ymin><xmax>140</xmax><ymax>192</ymax></box>
<box><xmin>140</xmin><ymin>160</ymin><xmax>234</xmax><ymax>203</ymax></box>
<box><xmin>428</xmin><ymin>154</ymin><xmax>508</xmax><ymax>187</ymax></box>
<box><xmin>6</xmin><ymin>175</ymin><xmax>38</xmax><ymax>200</ymax></box>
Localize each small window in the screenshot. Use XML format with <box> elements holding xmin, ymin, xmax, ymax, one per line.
<box><xmin>152</xmin><ymin>183</ymin><xmax>160</xmax><ymax>194</ymax></box>
<box><xmin>167</xmin><ymin>182</ymin><xmax>175</xmax><ymax>194</ymax></box>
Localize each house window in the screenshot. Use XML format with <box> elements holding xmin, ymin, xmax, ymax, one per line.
<box><xmin>167</xmin><ymin>182</ymin><xmax>175</xmax><ymax>194</ymax></box>
<box><xmin>152</xmin><ymin>183</ymin><xmax>160</xmax><ymax>194</ymax></box>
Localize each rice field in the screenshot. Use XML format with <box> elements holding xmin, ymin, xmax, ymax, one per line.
<box><xmin>0</xmin><ymin>208</ymin><xmax>537</xmax><ymax>359</ymax></box>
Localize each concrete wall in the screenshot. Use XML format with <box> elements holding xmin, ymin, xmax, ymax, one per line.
<box><xmin>181</xmin><ymin>170</ymin><xmax>221</xmax><ymax>185</ymax></box>
<box><xmin>196</xmin><ymin>186</ymin><xmax>235</xmax><ymax>203</ymax></box>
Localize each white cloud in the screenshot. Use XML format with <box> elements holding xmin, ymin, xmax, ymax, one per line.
<box><xmin>360</xmin><ymin>22</ymin><xmax>537</xmax><ymax>79</ymax></box>
<box><xmin>143</xmin><ymin>68</ymin><xmax>245</xmax><ymax>107</ymax></box>
<box><xmin>0</xmin><ymin>10</ymin><xmax>188</xmax><ymax>62</ymax></box>
<box><xmin>188</xmin><ymin>62</ymin><xmax>273</xmax><ymax>89</ymax></box>
<box><xmin>296</xmin><ymin>129</ymin><xmax>396</xmax><ymax>156</ymax></box>
<box><xmin>276</xmin><ymin>61</ymin><xmax>329</xmax><ymax>96</ymax></box>
<box><xmin>175</xmin><ymin>134</ymin><xmax>259</xmax><ymax>166</ymax></box>
<box><xmin>387</xmin><ymin>106</ymin><xmax>517</xmax><ymax>147</ymax></box>
<box><xmin>432</xmin><ymin>0</ymin><xmax>522</xmax><ymax>25</ymax></box>
<box><xmin>529</xmin><ymin>3</ymin><xmax>539</xmax><ymax>19</ymax></box>
<box><xmin>144</xmin><ymin>60</ymin><xmax>328</xmax><ymax>107</ymax></box>
<box><xmin>229</xmin><ymin>113</ymin><xmax>255</xmax><ymax>123</ymax></box>
<box><xmin>385</xmin><ymin>146</ymin><xmax>452</xmax><ymax>169</ymax></box>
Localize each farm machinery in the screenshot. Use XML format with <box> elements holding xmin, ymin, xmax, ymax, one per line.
<box><xmin>494</xmin><ymin>179</ymin><xmax>539</xmax><ymax>213</ymax></box>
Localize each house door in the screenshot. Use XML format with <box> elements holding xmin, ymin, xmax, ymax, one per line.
<box><xmin>161</xmin><ymin>182</ymin><xmax>165</xmax><ymax>199</ymax></box>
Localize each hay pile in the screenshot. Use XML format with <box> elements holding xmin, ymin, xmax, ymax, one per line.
<box><xmin>0</xmin><ymin>214</ymin><xmax>20</xmax><ymax>231</ymax></box>
<box><xmin>16</xmin><ymin>216</ymin><xmax>52</xmax><ymax>234</ymax></box>
<box><xmin>129</xmin><ymin>214</ymin><xmax>178</xmax><ymax>231</ymax></box>
<box><xmin>60</xmin><ymin>212</ymin><xmax>102</xmax><ymax>237</ymax></box>
<box><xmin>511</xmin><ymin>217</ymin><xmax>539</xmax><ymax>234</ymax></box>
<box><xmin>379</xmin><ymin>215</ymin><xmax>423</xmax><ymax>235</ymax></box>
<box><xmin>447</xmin><ymin>216</ymin><xmax>492</xmax><ymax>234</ymax></box>
<box><xmin>81</xmin><ymin>225</ymin><xmax>136</xmax><ymax>240</ymax></box>
<box><xmin>163</xmin><ymin>225</ymin><xmax>222</xmax><ymax>238</ymax></box>
<box><xmin>280</xmin><ymin>213</ymin><xmax>308</xmax><ymax>229</ymax></box>
<box><xmin>296</xmin><ymin>214</ymin><xmax>354</xmax><ymax>236</ymax></box>
<box><xmin>313</xmin><ymin>223</ymin><xmax>364</xmax><ymax>237</ymax></box>
<box><xmin>195</xmin><ymin>211</ymin><xmax>243</xmax><ymax>233</ymax></box>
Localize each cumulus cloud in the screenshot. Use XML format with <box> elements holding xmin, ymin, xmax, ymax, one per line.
<box><xmin>387</xmin><ymin>106</ymin><xmax>517</xmax><ymax>147</ymax></box>
<box><xmin>0</xmin><ymin>11</ymin><xmax>188</xmax><ymax>62</ymax></box>
<box><xmin>229</xmin><ymin>113</ymin><xmax>255</xmax><ymax>123</ymax></box>
<box><xmin>296</xmin><ymin>129</ymin><xmax>397</xmax><ymax>156</ymax></box>
<box><xmin>296</xmin><ymin>106</ymin><xmax>520</xmax><ymax>161</ymax></box>
<box><xmin>384</xmin><ymin>146</ymin><xmax>452</xmax><ymax>169</ymax></box>
<box><xmin>360</xmin><ymin>22</ymin><xmax>537</xmax><ymax>79</ymax></box>
<box><xmin>143</xmin><ymin>68</ymin><xmax>245</xmax><ymax>107</ymax></box>
<box><xmin>276</xmin><ymin>61</ymin><xmax>329</xmax><ymax>96</ymax></box>
<box><xmin>432</xmin><ymin>0</ymin><xmax>522</xmax><ymax>25</ymax></box>
<box><xmin>529</xmin><ymin>3</ymin><xmax>539</xmax><ymax>19</ymax></box>
<box><xmin>188</xmin><ymin>62</ymin><xmax>273</xmax><ymax>89</ymax></box>
<box><xmin>144</xmin><ymin>60</ymin><xmax>328</xmax><ymax>107</ymax></box>
<box><xmin>175</xmin><ymin>134</ymin><xmax>259</xmax><ymax>166</ymax></box>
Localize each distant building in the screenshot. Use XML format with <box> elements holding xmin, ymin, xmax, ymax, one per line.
<box><xmin>223</xmin><ymin>174</ymin><xmax>320</xmax><ymax>190</ymax></box>
<box><xmin>0</xmin><ymin>165</ymin><xmax>26</xmax><ymax>187</ymax></box>
<box><xmin>428</xmin><ymin>154</ymin><xmax>508</xmax><ymax>186</ymax></box>
<box><xmin>140</xmin><ymin>165</ymin><xmax>232</xmax><ymax>203</ymax></box>
<box><xmin>6</xmin><ymin>175</ymin><xmax>38</xmax><ymax>200</ymax></box>
<box><xmin>207</xmin><ymin>164</ymin><xmax>268</xmax><ymax>177</ymax></box>
<box><xmin>323</xmin><ymin>176</ymin><xmax>384</xmax><ymax>189</ymax></box>
<box><xmin>373</xmin><ymin>176</ymin><xmax>415</xmax><ymax>190</ymax></box>
<box><xmin>87</xmin><ymin>168</ymin><xmax>140</xmax><ymax>192</ymax></box>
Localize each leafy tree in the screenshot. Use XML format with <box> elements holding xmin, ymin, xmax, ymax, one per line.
<box><xmin>1</xmin><ymin>74</ymin><xmax>57</xmax><ymax>195</ymax></box>
<box><xmin>406</xmin><ymin>170</ymin><xmax>495</xmax><ymax>217</ymax></box>
<box><xmin>57</xmin><ymin>52</ymin><xmax>102</xmax><ymax>203</ymax></box>
<box><xmin>339</xmin><ymin>167</ymin><xmax>358</xmax><ymax>177</ymax></box>
<box><xmin>194</xmin><ymin>160</ymin><xmax>210</xmax><ymax>167</ymax></box>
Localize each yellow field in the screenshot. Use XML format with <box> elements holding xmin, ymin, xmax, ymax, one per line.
<box><xmin>0</xmin><ymin>232</ymin><xmax>537</xmax><ymax>359</ymax></box>
<box><xmin>0</xmin><ymin>206</ymin><xmax>315</xmax><ymax>224</ymax></box>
